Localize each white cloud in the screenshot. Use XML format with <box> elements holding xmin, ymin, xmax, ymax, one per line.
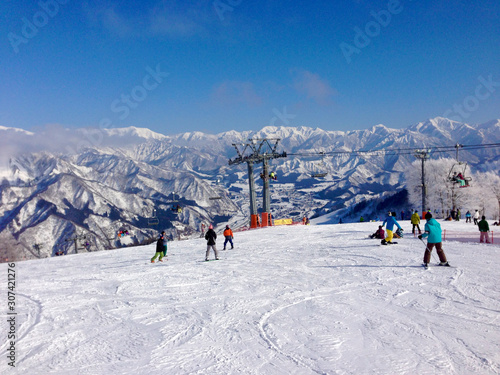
<box><xmin>210</xmin><ymin>81</ymin><xmax>263</xmax><ymax>107</ymax></box>
<box><xmin>291</xmin><ymin>69</ymin><xmax>337</xmax><ymax>105</ymax></box>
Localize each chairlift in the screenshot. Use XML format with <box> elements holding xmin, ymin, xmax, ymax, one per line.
<box><xmin>311</xmin><ymin>155</ymin><xmax>327</xmax><ymax>178</ymax></box>
<box><xmin>147</xmin><ymin>209</ymin><xmax>159</xmax><ymax>226</ymax></box>
<box><xmin>311</xmin><ymin>172</ymin><xmax>327</xmax><ymax>178</ymax></box>
<box><xmin>447</xmin><ymin>163</ymin><xmax>471</xmax><ymax>187</ymax></box>
<box><xmin>171</xmin><ymin>204</ymin><xmax>182</xmax><ymax>215</ymax></box>
<box><xmin>447</xmin><ymin>144</ymin><xmax>472</xmax><ymax>187</ymax></box>
<box><xmin>117</xmin><ymin>225</ymin><xmax>131</xmax><ymax>237</ymax></box>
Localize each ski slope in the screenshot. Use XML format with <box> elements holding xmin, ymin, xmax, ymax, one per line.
<box><xmin>1</xmin><ymin>220</ymin><xmax>499</xmax><ymax>374</ymax></box>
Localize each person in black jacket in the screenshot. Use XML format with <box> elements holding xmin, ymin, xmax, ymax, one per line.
<box><xmin>204</xmin><ymin>224</ymin><xmax>219</xmax><ymax>261</ymax></box>
<box><xmin>150</xmin><ymin>237</ymin><xmax>164</xmax><ymax>263</ymax></box>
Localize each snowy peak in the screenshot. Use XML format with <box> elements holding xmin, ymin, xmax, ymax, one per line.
<box><xmin>102</xmin><ymin>126</ymin><xmax>168</xmax><ymax>141</ymax></box>
<box><xmin>407</xmin><ymin>117</ymin><xmax>485</xmax><ymax>144</ymax></box>
<box><xmin>0</xmin><ymin>125</ymin><xmax>35</xmax><ymax>135</ymax></box>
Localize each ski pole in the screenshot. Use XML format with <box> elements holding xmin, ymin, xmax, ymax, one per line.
<box><xmin>419</xmin><ymin>237</ymin><xmax>438</xmax><ymax>263</ymax></box>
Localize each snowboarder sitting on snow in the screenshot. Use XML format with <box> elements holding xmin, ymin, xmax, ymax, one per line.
<box><xmin>205</xmin><ymin>224</ymin><xmax>219</xmax><ymax>261</ymax></box>
<box><xmin>418</xmin><ymin>212</ymin><xmax>449</xmax><ymax>267</ymax></box>
<box><xmin>381</xmin><ymin>211</ymin><xmax>402</xmax><ymax>245</ymax></box>
<box><xmin>223</xmin><ymin>225</ymin><xmax>234</xmax><ymax>250</ymax></box>
<box><xmin>369</xmin><ymin>226</ymin><xmax>385</xmax><ymax>239</ymax></box>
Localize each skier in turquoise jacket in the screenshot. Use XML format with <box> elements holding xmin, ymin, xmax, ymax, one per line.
<box><xmin>418</xmin><ymin>212</ymin><xmax>449</xmax><ymax>267</ymax></box>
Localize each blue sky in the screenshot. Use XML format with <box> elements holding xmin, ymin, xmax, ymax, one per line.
<box><xmin>1</xmin><ymin>0</ymin><xmax>499</xmax><ymax>135</ymax></box>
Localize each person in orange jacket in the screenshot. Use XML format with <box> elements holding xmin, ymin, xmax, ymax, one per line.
<box><xmin>223</xmin><ymin>225</ymin><xmax>234</xmax><ymax>250</ymax></box>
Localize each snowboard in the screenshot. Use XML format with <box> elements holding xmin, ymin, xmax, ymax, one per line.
<box><xmin>380</xmin><ymin>241</ymin><xmax>398</xmax><ymax>245</ymax></box>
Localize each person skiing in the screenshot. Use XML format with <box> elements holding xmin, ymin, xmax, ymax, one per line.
<box><xmin>473</xmin><ymin>210</ymin><xmax>480</xmax><ymax>225</ymax></box>
<box><xmin>478</xmin><ymin>216</ymin><xmax>491</xmax><ymax>243</ymax></box>
<box><xmin>223</xmin><ymin>225</ymin><xmax>234</xmax><ymax>250</ymax></box>
<box><xmin>381</xmin><ymin>212</ymin><xmax>403</xmax><ymax>245</ymax></box>
<box><xmin>411</xmin><ymin>210</ymin><xmax>422</xmax><ymax>235</ymax></box>
<box><xmin>151</xmin><ymin>236</ymin><xmax>165</xmax><ymax>263</ymax></box>
<box><xmin>418</xmin><ymin>212</ymin><xmax>449</xmax><ymax>267</ymax></box>
<box><xmin>205</xmin><ymin>224</ymin><xmax>219</xmax><ymax>261</ymax></box>
<box><xmin>465</xmin><ymin>211</ymin><xmax>472</xmax><ymax>223</ymax></box>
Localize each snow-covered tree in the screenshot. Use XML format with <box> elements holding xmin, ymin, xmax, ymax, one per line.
<box><xmin>406</xmin><ymin>157</ymin><xmax>500</xmax><ymax>220</ymax></box>
<box><xmin>405</xmin><ymin>158</ymin><xmax>473</xmax><ymax>217</ymax></box>
<box><xmin>472</xmin><ymin>171</ymin><xmax>500</xmax><ymax>220</ymax></box>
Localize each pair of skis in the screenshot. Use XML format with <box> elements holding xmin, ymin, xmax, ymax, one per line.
<box><xmin>419</xmin><ymin>237</ymin><xmax>454</xmax><ymax>269</ymax></box>
<box><xmin>422</xmin><ymin>263</ymin><xmax>453</xmax><ymax>269</ymax></box>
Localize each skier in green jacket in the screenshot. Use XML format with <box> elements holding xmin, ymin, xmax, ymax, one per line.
<box><xmin>478</xmin><ymin>216</ymin><xmax>491</xmax><ymax>243</ymax></box>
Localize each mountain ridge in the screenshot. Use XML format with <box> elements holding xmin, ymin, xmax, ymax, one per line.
<box><xmin>1</xmin><ymin>117</ymin><xmax>498</xmax><ymax>257</ymax></box>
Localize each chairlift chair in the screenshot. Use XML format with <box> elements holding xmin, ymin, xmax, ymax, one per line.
<box><xmin>447</xmin><ymin>162</ymin><xmax>472</xmax><ymax>187</ymax></box>
<box><xmin>311</xmin><ymin>158</ymin><xmax>327</xmax><ymax>178</ymax></box>
<box><xmin>311</xmin><ymin>172</ymin><xmax>327</xmax><ymax>178</ymax></box>
<box><xmin>147</xmin><ymin>209</ymin><xmax>159</xmax><ymax>226</ymax></box>
<box><xmin>148</xmin><ymin>218</ymin><xmax>159</xmax><ymax>226</ymax></box>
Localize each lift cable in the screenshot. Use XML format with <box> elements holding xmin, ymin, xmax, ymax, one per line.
<box><xmin>286</xmin><ymin>142</ymin><xmax>500</xmax><ymax>158</ymax></box>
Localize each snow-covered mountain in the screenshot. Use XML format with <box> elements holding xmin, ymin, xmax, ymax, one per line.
<box><xmin>0</xmin><ymin>117</ymin><xmax>499</xmax><ymax>258</ymax></box>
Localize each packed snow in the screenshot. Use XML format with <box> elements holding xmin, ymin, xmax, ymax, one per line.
<box><xmin>1</xmin><ymin>219</ymin><xmax>499</xmax><ymax>374</ymax></box>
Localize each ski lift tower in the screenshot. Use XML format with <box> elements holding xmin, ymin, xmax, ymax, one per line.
<box><xmin>414</xmin><ymin>149</ymin><xmax>431</xmax><ymax>216</ymax></box>
<box><xmin>228</xmin><ymin>138</ymin><xmax>287</xmax><ymax>228</ymax></box>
